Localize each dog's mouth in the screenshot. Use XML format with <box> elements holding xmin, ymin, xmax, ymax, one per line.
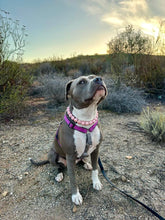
<box><xmin>85</xmin><ymin>85</ymin><xmax>107</xmax><ymax>102</ymax></box>
<box><xmin>94</xmin><ymin>85</ymin><xmax>106</xmax><ymax>97</ymax></box>
<box><xmin>97</xmin><ymin>85</ymin><xmax>106</xmax><ymax>92</ymax></box>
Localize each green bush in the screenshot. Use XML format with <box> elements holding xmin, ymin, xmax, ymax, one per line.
<box><xmin>140</xmin><ymin>108</ymin><xmax>165</xmax><ymax>143</ymax></box>
<box><xmin>0</xmin><ymin>61</ymin><xmax>32</xmax><ymax>120</ymax></box>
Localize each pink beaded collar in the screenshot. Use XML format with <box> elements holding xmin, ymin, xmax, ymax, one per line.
<box><xmin>66</xmin><ymin>106</ymin><xmax>98</xmax><ymax>126</ymax></box>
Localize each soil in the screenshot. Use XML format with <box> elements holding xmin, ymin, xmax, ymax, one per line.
<box><xmin>0</xmin><ymin>104</ymin><xmax>165</xmax><ymax>220</ymax></box>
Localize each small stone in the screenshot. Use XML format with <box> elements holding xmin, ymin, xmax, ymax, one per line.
<box><xmin>18</xmin><ymin>175</ymin><xmax>23</xmax><ymax>180</ymax></box>
<box><xmin>2</xmin><ymin>191</ymin><xmax>9</xmax><ymax>197</ymax></box>
<box><xmin>72</xmin><ymin>205</ymin><xmax>77</xmax><ymax>213</ymax></box>
<box><xmin>121</xmin><ymin>176</ymin><xmax>127</xmax><ymax>182</ymax></box>
<box><xmin>24</xmin><ymin>172</ymin><xmax>29</xmax><ymax>176</ymax></box>
<box><xmin>125</xmin><ymin>156</ymin><xmax>133</xmax><ymax>159</ymax></box>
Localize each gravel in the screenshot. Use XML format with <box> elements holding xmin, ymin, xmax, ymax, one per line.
<box><xmin>0</xmin><ymin>108</ymin><xmax>165</xmax><ymax>220</ymax></box>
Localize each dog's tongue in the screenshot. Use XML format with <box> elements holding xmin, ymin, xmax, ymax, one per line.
<box><xmin>97</xmin><ymin>89</ymin><xmax>105</xmax><ymax>95</ymax></box>
<box><xmin>94</xmin><ymin>88</ymin><xmax>105</xmax><ymax>100</ymax></box>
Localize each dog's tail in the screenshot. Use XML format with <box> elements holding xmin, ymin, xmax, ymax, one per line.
<box><xmin>29</xmin><ymin>158</ymin><xmax>50</xmax><ymax>166</ymax></box>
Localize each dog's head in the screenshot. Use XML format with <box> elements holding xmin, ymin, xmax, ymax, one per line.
<box><xmin>66</xmin><ymin>75</ymin><xmax>107</xmax><ymax>108</ymax></box>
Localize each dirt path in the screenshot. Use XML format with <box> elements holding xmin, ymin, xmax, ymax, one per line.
<box><xmin>0</xmin><ymin>110</ymin><xmax>165</xmax><ymax>220</ymax></box>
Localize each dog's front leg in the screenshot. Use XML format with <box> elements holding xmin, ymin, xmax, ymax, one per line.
<box><xmin>66</xmin><ymin>154</ymin><xmax>83</xmax><ymax>205</ymax></box>
<box><xmin>91</xmin><ymin>146</ymin><xmax>102</xmax><ymax>190</ymax></box>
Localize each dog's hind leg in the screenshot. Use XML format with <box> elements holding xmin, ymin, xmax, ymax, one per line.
<box><xmin>55</xmin><ymin>165</ymin><xmax>65</xmax><ymax>182</ymax></box>
<box><xmin>48</xmin><ymin>147</ymin><xmax>59</xmax><ymax>165</ymax></box>
<box><xmin>54</xmin><ymin>156</ymin><xmax>67</xmax><ymax>182</ymax></box>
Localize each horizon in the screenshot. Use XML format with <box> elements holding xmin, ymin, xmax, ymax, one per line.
<box><xmin>1</xmin><ymin>0</ymin><xmax>165</xmax><ymax>63</ymax></box>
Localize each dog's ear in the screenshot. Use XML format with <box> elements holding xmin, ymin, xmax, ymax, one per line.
<box><xmin>65</xmin><ymin>80</ymin><xmax>73</xmax><ymax>100</ymax></box>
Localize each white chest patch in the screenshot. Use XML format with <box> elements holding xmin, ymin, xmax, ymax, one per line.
<box><xmin>73</xmin><ymin>126</ymin><xmax>101</xmax><ymax>158</ymax></box>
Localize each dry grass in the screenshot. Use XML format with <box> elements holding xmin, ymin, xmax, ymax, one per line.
<box><xmin>140</xmin><ymin>107</ymin><xmax>165</xmax><ymax>143</ymax></box>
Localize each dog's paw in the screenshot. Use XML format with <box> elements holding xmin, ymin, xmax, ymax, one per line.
<box><xmin>72</xmin><ymin>191</ymin><xmax>83</xmax><ymax>205</ymax></box>
<box><xmin>83</xmin><ymin>162</ymin><xmax>92</xmax><ymax>170</ymax></box>
<box><xmin>55</xmin><ymin>172</ymin><xmax>64</xmax><ymax>182</ymax></box>
<box><xmin>92</xmin><ymin>170</ymin><xmax>102</xmax><ymax>191</ymax></box>
<box><xmin>93</xmin><ymin>179</ymin><xmax>102</xmax><ymax>190</ymax></box>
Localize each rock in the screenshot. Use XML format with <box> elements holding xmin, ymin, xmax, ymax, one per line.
<box><xmin>121</xmin><ymin>176</ymin><xmax>127</xmax><ymax>182</ymax></box>
<box><xmin>125</xmin><ymin>156</ymin><xmax>133</xmax><ymax>159</ymax></box>
<box><xmin>18</xmin><ymin>175</ymin><xmax>23</xmax><ymax>180</ymax></box>
<box><xmin>2</xmin><ymin>191</ymin><xmax>9</xmax><ymax>197</ymax></box>
<box><xmin>72</xmin><ymin>205</ymin><xmax>77</xmax><ymax>213</ymax></box>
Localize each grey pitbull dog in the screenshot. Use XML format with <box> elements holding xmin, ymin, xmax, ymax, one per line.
<box><xmin>30</xmin><ymin>75</ymin><xmax>107</xmax><ymax>205</ymax></box>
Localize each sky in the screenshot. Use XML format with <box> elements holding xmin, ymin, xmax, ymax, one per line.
<box><xmin>0</xmin><ymin>0</ymin><xmax>165</xmax><ymax>63</ymax></box>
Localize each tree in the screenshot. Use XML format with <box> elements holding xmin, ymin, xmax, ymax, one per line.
<box><xmin>107</xmin><ymin>25</ymin><xmax>152</xmax><ymax>55</ymax></box>
<box><xmin>107</xmin><ymin>25</ymin><xmax>165</xmax><ymax>92</ymax></box>
<box><xmin>0</xmin><ymin>9</ymin><xmax>27</xmax><ymax>63</ymax></box>
<box><xmin>0</xmin><ymin>10</ymin><xmax>31</xmax><ymax>120</ymax></box>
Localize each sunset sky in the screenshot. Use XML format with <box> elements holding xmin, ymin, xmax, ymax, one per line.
<box><xmin>1</xmin><ymin>0</ymin><xmax>165</xmax><ymax>62</ymax></box>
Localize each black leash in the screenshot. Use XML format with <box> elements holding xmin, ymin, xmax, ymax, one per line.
<box><xmin>98</xmin><ymin>157</ymin><xmax>165</xmax><ymax>220</ymax></box>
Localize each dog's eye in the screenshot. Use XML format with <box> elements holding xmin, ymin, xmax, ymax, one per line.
<box><xmin>78</xmin><ymin>79</ymin><xmax>86</xmax><ymax>85</ymax></box>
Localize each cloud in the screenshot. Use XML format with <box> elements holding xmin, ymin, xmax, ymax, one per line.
<box><xmin>102</xmin><ymin>14</ymin><xmax>123</xmax><ymax>26</ymax></box>
<box><xmin>149</xmin><ymin>0</ymin><xmax>165</xmax><ymax>18</ymax></box>
<box><xmin>119</xmin><ymin>0</ymin><xmax>148</xmax><ymax>15</ymax></box>
<box><xmin>81</xmin><ymin>0</ymin><xmax>108</xmax><ymax>15</ymax></box>
<box><xmin>82</xmin><ymin>0</ymin><xmax>165</xmax><ymax>38</ymax></box>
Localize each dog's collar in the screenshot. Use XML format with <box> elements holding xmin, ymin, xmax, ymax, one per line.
<box><xmin>64</xmin><ymin>114</ymin><xmax>98</xmax><ymax>133</ymax></box>
<box><xmin>66</xmin><ymin>106</ymin><xmax>98</xmax><ymax>126</ymax></box>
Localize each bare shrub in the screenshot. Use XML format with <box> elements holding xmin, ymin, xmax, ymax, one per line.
<box><xmin>140</xmin><ymin>108</ymin><xmax>165</xmax><ymax>143</ymax></box>
<box><xmin>39</xmin><ymin>74</ymin><xmax>70</xmax><ymax>105</ymax></box>
<box><xmin>0</xmin><ymin>9</ymin><xmax>27</xmax><ymax>63</ymax></box>
<box><xmin>101</xmin><ymin>78</ymin><xmax>146</xmax><ymax>113</ymax></box>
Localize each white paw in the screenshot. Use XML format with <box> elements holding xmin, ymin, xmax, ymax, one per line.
<box><xmin>93</xmin><ymin>179</ymin><xmax>102</xmax><ymax>190</ymax></box>
<box><xmin>92</xmin><ymin>170</ymin><xmax>102</xmax><ymax>190</ymax></box>
<box><xmin>83</xmin><ymin>162</ymin><xmax>92</xmax><ymax>170</ymax></box>
<box><xmin>72</xmin><ymin>190</ymin><xmax>83</xmax><ymax>205</ymax></box>
<box><xmin>55</xmin><ymin>172</ymin><xmax>64</xmax><ymax>182</ymax></box>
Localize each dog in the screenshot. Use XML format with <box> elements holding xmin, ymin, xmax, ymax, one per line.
<box><xmin>30</xmin><ymin>75</ymin><xmax>107</xmax><ymax>205</ymax></box>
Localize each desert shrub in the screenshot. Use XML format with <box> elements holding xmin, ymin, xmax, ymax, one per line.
<box><xmin>101</xmin><ymin>79</ymin><xmax>146</xmax><ymax>113</ymax></box>
<box><xmin>78</xmin><ymin>61</ymin><xmax>92</xmax><ymax>75</ymax></box>
<box><xmin>140</xmin><ymin>108</ymin><xmax>165</xmax><ymax>143</ymax></box>
<box><xmin>135</xmin><ymin>55</ymin><xmax>165</xmax><ymax>91</ymax></box>
<box><xmin>51</xmin><ymin>59</ymin><xmax>73</xmax><ymax>74</ymax></box>
<box><xmin>49</xmin><ymin>55</ymin><xmax>108</xmax><ymax>76</ymax></box>
<box><xmin>39</xmin><ymin>74</ymin><xmax>70</xmax><ymax>105</ymax></box>
<box><xmin>35</xmin><ymin>62</ymin><xmax>55</xmax><ymax>75</ymax></box>
<box><xmin>0</xmin><ymin>61</ymin><xmax>32</xmax><ymax>120</ymax></box>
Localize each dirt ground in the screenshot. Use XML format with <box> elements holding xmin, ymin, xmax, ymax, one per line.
<box><xmin>0</xmin><ymin>105</ymin><xmax>165</xmax><ymax>220</ymax></box>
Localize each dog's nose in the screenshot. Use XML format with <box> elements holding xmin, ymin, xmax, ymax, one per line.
<box><xmin>93</xmin><ymin>77</ymin><xmax>102</xmax><ymax>84</ymax></box>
